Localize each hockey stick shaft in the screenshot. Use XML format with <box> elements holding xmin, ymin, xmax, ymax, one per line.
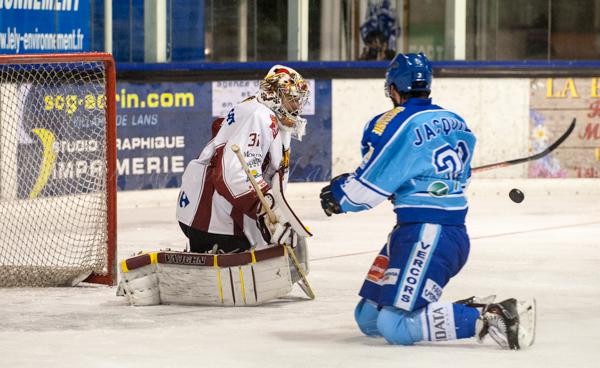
<box><xmin>472</xmin><ymin>118</ymin><xmax>576</xmax><ymax>173</ymax></box>
<box><xmin>230</xmin><ymin>144</ymin><xmax>316</xmax><ymax>299</ymax></box>
<box><xmin>231</xmin><ymin>144</ymin><xmax>278</xmax><ymax>223</ymax></box>
<box><xmin>284</xmin><ymin>244</ymin><xmax>316</xmax><ymax>299</ymax></box>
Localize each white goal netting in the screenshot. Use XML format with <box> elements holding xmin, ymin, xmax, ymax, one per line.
<box><xmin>0</xmin><ymin>55</ymin><xmax>115</xmax><ymax>287</ymax></box>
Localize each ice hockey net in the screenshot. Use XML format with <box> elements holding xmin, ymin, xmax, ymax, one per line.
<box><xmin>0</xmin><ymin>53</ymin><xmax>116</xmax><ymax>287</ymax></box>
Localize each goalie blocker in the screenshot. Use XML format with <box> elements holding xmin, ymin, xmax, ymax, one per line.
<box><xmin>118</xmin><ymin>243</ymin><xmax>309</xmax><ymax>306</ymax></box>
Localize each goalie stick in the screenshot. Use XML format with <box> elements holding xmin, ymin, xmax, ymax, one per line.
<box><xmin>472</xmin><ymin>118</ymin><xmax>576</xmax><ymax>173</ymax></box>
<box><xmin>231</xmin><ymin>144</ymin><xmax>316</xmax><ymax>300</ymax></box>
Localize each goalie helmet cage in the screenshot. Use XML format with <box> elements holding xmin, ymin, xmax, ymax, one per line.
<box><xmin>0</xmin><ymin>53</ymin><xmax>117</xmax><ymax>287</ymax></box>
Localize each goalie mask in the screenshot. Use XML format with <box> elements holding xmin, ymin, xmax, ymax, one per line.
<box><xmin>257</xmin><ymin>65</ymin><xmax>309</xmax><ymax>141</ymax></box>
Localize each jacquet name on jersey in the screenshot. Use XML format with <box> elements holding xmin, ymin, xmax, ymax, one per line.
<box><xmin>412</xmin><ymin>116</ymin><xmax>471</xmax><ymax>147</ymax></box>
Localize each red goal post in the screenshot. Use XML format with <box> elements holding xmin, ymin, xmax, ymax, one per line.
<box><xmin>0</xmin><ymin>52</ymin><xmax>117</xmax><ymax>286</ymax></box>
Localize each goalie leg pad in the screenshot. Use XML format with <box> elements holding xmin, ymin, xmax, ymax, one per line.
<box><xmin>118</xmin><ymin>265</ymin><xmax>160</xmax><ymax>306</ymax></box>
<box><xmin>158</xmin><ymin>255</ymin><xmax>292</xmax><ymax>306</ymax></box>
<box><xmin>118</xmin><ymin>246</ymin><xmax>293</xmax><ymax>307</ymax></box>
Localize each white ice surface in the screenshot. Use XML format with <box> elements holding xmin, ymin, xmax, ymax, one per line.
<box><xmin>1</xmin><ymin>179</ymin><xmax>599</xmax><ymax>368</ymax></box>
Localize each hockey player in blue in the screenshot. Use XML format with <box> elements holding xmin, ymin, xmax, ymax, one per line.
<box><xmin>320</xmin><ymin>53</ymin><xmax>536</xmax><ymax>350</ymax></box>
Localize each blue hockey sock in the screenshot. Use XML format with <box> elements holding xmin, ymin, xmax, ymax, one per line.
<box><xmin>375</xmin><ymin>303</ymin><xmax>480</xmax><ymax>345</ymax></box>
<box><xmin>452</xmin><ymin>303</ymin><xmax>480</xmax><ymax>339</ymax></box>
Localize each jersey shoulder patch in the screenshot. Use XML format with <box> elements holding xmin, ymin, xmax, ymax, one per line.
<box><xmin>371</xmin><ymin>107</ymin><xmax>405</xmax><ymax>136</ymax></box>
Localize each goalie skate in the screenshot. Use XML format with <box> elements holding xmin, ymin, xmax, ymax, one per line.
<box><xmin>476</xmin><ymin>298</ymin><xmax>537</xmax><ymax>350</ymax></box>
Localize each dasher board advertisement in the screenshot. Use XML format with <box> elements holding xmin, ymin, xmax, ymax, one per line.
<box><xmin>0</xmin><ymin>0</ymin><xmax>90</xmax><ymax>54</ymax></box>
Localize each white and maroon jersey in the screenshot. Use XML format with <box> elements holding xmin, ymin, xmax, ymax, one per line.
<box><xmin>176</xmin><ymin>97</ymin><xmax>291</xmax><ymax>248</ymax></box>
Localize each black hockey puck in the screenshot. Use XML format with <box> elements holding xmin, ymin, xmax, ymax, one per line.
<box><xmin>509</xmin><ymin>188</ymin><xmax>525</xmax><ymax>203</ymax></box>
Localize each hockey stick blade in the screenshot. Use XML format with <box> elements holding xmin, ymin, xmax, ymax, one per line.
<box><xmin>472</xmin><ymin>118</ymin><xmax>576</xmax><ymax>173</ymax></box>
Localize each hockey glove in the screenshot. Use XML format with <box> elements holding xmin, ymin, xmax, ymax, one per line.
<box><xmin>319</xmin><ymin>173</ymin><xmax>349</xmax><ymax>216</ymax></box>
<box><xmin>256</xmin><ymin>192</ymin><xmax>298</xmax><ymax>247</ymax></box>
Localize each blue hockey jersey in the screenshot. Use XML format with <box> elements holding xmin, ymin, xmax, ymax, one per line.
<box><xmin>331</xmin><ymin>98</ymin><xmax>476</xmax><ymax>225</ymax></box>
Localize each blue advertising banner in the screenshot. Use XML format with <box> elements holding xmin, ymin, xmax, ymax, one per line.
<box><xmin>115</xmin><ymin>82</ymin><xmax>205</xmax><ymax>190</ymax></box>
<box><xmin>116</xmin><ymin>80</ymin><xmax>332</xmax><ymax>191</ymax></box>
<box><xmin>0</xmin><ymin>0</ymin><xmax>90</xmax><ymax>54</ymax></box>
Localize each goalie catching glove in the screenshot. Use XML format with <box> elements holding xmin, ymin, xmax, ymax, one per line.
<box><xmin>257</xmin><ymin>172</ymin><xmax>312</xmax><ymax>246</ymax></box>
<box><xmin>257</xmin><ymin>192</ymin><xmax>297</xmax><ymax>246</ymax></box>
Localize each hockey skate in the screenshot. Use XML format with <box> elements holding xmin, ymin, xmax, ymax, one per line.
<box><xmin>476</xmin><ymin>298</ymin><xmax>537</xmax><ymax>350</ymax></box>
<box><xmin>455</xmin><ymin>295</ymin><xmax>496</xmax><ymax>308</ymax></box>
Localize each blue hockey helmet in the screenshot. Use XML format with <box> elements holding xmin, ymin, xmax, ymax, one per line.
<box><xmin>384</xmin><ymin>52</ymin><xmax>432</xmax><ymax>97</ymax></box>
